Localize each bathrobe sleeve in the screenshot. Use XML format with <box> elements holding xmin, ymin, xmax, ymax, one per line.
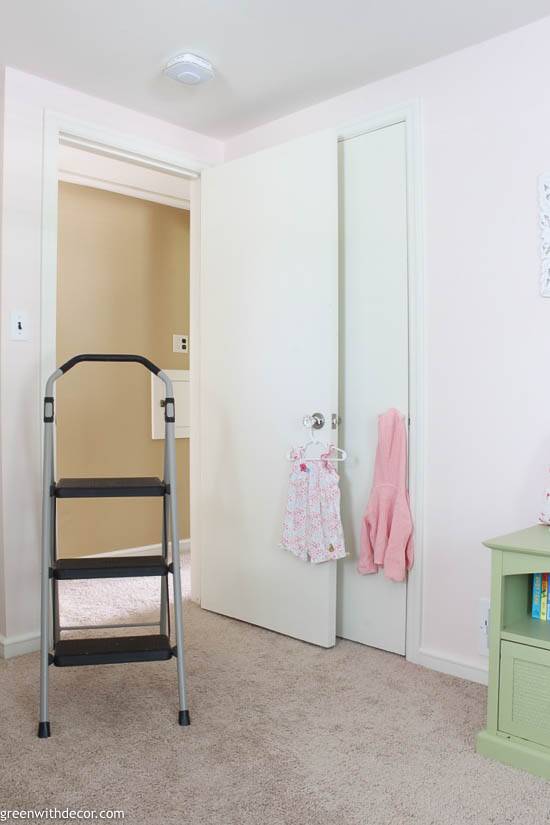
<box><xmin>357</xmin><ymin>485</ymin><xmax>413</xmax><ymax>581</ymax></box>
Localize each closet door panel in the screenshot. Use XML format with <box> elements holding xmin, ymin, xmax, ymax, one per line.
<box><xmin>200</xmin><ymin>131</ymin><xmax>338</xmax><ymax>647</ymax></box>
<box><xmin>337</xmin><ymin>122</ymin><xmax>409</xmax><ymax>654</ymax></box>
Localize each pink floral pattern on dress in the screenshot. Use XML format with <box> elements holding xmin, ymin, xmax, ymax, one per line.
<box><xmin>282</xmin><ymin>446</ymin><xmax>346</xmax><ymax>563</ymax></box>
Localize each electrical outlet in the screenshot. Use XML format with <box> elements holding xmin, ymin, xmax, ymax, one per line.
<box><xmin>173</xmin><ymin>334</ymin><xmax>188</xmax><ymax>354</ymax></box>
<box><xmin>479</xmin><ymin>598</ymin><xmax>490</xmax><ymax>657</ymax></box>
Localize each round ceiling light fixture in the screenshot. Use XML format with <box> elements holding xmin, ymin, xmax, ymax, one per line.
<box><xmin>164</xmin><ymin>53</ymin><xmax>215</xmax><ymax>86</ymax></box>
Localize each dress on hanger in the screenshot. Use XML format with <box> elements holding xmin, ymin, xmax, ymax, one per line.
<box><xmin>282</xmin><ymin>446</ymin><xmax>346</xmax><ymax>563</ymax></box>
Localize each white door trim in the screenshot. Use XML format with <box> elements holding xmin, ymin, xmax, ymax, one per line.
<box><xmin>189</xmin><ymin>177</ymin><xmax>202</xmax><ymax>603</ymax></box>
<box><xmin>40</xmin><ymin>111</ymin><xmax>206</xmax><ymax>603</ymax></box>
<box><xmin>336</xmin><ymin>101</ymin><xmax>425</xmax><ymax>667</ymax></box>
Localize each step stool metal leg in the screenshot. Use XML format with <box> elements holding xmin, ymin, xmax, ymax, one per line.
<box><xmin>170</xmin><ymin>500</ymin><xmax>190</xmax><ymax>726</ymax></box>
<box><xmin>161</xmin><ymin>374</ymin><xmax>190</xmax><ymax>726</ymax></box>
<box><xmin>38</xmin><ymin>382</ymin><xmax>59</xmax><ymax>739</ymax></box>
<box><xmin>38</xmin><ymin>495</ymin><xmax>52</xmax><ymax>737</ymax></box>
<box><xmin>52</xmin><ymin>497</ymin><xmax>60</xmax><ymax>645</ymax></box>
<box><xmin>160</xmin><ymin>494</ymin><xmax>169</xmax><ymax>636</ymax></box>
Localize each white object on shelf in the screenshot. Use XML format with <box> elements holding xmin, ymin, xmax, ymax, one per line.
<box><xmin>151</xmin><ymin>369</ymin><xmax>190</xmax><ymax>439</ymax></box>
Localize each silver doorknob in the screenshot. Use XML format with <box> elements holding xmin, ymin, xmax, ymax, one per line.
<box><xmin>303</xmin><ymin>413</ymin><xmax>325</xmax><ymax>430</ymax></box>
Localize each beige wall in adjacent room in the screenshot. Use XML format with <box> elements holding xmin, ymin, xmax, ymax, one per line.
<box><xmin>56</xmin><ymin>182</ymin><xmax>190</xmax><ymax>557</ymax></box>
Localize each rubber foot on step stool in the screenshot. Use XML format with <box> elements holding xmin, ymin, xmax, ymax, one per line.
<box><xmin>178</xmin><ymin>710</ymin><xmax>191</xmax><ymax>727</ymax></box>
<box><xmin>37</xmin><ymin>721</ymin><xmax>51</xmax><ymax>739</ymax></box>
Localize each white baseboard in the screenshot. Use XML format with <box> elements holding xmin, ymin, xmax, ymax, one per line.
<box><xmin>0</xmin><ymin>539</ymin><xmax>191</xmax><ymax>659</ymax></box>
<box><xmin>412</xmin><ymin>646</ymin><xmax>488</xmax><ymax>685</ymax></box>
<box><xmin>0</xmin><ymin>630</ymin><xmax>40</xmax><ymax>659</ymax></box>
<box><xmin>85</xmin><ymin>539</ymin><xmax>191</xmax><ymax>558</ymax></box>
<box><xmin>0</xmin><ymin>634</ymin><xmax>490</xmax><ymax>686</ymax></box>
<box><xmin>1</xmin><ymin>630</ymin><xmax>489</xmax><ymax>682</ymax></box>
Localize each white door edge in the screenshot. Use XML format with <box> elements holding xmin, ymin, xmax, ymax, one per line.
<box><xmin>335</xmin><ymin>101</ymin><xmax>425</xmax><ymax>665</ymax></box>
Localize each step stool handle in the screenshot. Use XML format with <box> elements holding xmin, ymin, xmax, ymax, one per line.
<box><xmin>58</xmin><ymin>353</ymin><xmax>161</xmax><ymax>375</ymax></box>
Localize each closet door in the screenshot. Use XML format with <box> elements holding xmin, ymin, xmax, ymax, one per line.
<box><xmin>200</xmin><ymin>131</ymin><xmax>338</xmax><ymax>647</ymax></box>
<box><xmin>336</xmin><ymin>122</ymin><xmax>409</xmax><ymax>654</ymax></box>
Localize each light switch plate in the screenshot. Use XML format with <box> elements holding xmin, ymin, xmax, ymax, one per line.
<box><xmin>173</xmin><ymin>334</ymin><xmax>188</xmax><ymax>354</ymax></box>
<box><xmin>10</xmin><ymin>311</ymin><xmax>29</xmax><ymax>341</ymax></box>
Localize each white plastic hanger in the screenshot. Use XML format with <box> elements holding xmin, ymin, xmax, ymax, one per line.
<box><xmin>287</xmin><ymin>432</ymin><xmax>347</xmax><ymax>462</ymax></box>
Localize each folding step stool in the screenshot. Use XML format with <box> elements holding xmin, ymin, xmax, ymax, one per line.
<box><xmin>38</xmin><ymin>354</ymin><xmax>190</xmax><ymax>738</ymax></box>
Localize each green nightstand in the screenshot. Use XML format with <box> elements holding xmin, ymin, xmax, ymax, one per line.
<box><xmin>477</xmin><ymin>525</ymin><xmax>550</xmax><ymax>779</ymax></box>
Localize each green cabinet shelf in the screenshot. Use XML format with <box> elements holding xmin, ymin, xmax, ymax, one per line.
<box><xmin>501</xmin><ymin>616</ymin><xmax>550</xmax><ymax>651</ymax></box>
<box><xmin>477</xmin><ymin>524</ymin><xmax>550</xmax><ymax>779</ymax></box>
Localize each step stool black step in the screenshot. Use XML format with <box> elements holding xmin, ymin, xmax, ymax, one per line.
<box><xmin>55</xmin><ymin>477</ymin><xmax>166</xmax><ymax>498</ymax></box>
<box><xmin>53</xmin><ymin>555</ymin><xmax>168</xmax><ymax>580</ymax></box>
<box><xmin>53</xmin><ymin>635</ymin><xmax>172</xmax><ymax>666</ymax></box>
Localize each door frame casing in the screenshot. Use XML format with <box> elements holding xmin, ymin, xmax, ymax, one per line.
<box><xmin>336</xmin><ymin>101</ymin><xmax>425</xmax><ymax>666</ymax></box>
<box><xmin>58</xmin><ymin>161</ymin><xmax>191</xmax><ymax>210</ymax></box>
<box><xmin>40</xmin><ymin>111</ymin><xmax>206</xmax><ymax>602</ymax></box>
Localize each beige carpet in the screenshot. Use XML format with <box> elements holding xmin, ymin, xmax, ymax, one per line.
<box><xmin>1</xmin><ymin>559</ymin><xmax>549</xmax><ymax>825</ymax></box>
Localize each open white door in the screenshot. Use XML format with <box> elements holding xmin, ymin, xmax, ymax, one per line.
<box><xmin>200</xmin><ymin>132</ymin><xmax>338</xmax><ymax>647</ymax></box>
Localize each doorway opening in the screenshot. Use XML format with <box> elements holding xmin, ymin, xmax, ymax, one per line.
<box><xmin>42</xmin><ymin>131</ymin><xmax>199</xmax><ymax>634</ymax></box>
<box><xmin>40</xmin><ymin>114</ymin><xmax>204</xmax><ymax>607</ymax></box>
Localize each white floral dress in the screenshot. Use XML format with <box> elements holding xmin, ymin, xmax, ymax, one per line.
<box><xmin>282</xmin><ymin>446</ymin><xmax>346</xmax><ymax>563</ymax></box>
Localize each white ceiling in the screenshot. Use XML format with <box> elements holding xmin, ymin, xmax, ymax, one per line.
<box><xmin>0</xmin><ymin>1</ymin><xmax>548</xmax><ymax>139</ymax></box>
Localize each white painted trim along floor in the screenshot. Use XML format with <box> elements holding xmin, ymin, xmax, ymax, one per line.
<box><xmin>85</xmin><ymin>539</ymin><xmax>191</xmax><ymax>558</ymax></box>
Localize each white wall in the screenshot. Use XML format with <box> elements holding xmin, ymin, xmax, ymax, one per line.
<box><xmin>226</xmin><ymin>16</ymin><xmax>550</xmax><ymax>683</ymax></box>
<box><xmin>0</xmin><ymin>67</ymin><xmax>222</xmax><ymax>657</ymax></box>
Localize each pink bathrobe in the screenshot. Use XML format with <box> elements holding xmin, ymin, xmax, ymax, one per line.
<box><xmin>357</xmin><ymin>409</ymin><xmax>414</xmax><ymax>582</ymax></box>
